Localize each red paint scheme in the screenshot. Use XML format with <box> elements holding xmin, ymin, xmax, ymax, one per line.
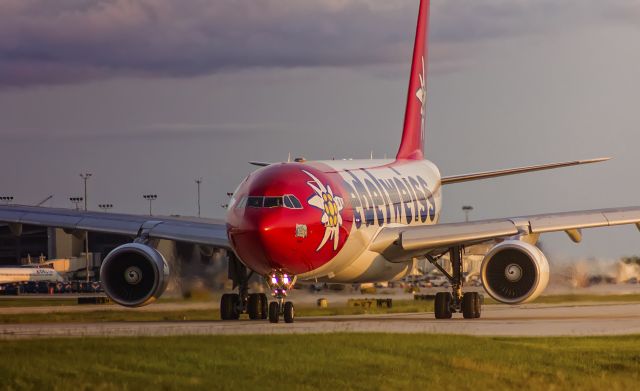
<box><xmin>227</xmin><ymin>163</ymin><xmax>353</xmax><ymax>276</ymax></box>
<box><xmin>397</xmin><ymin>0</ymin><xmax>430</xmax><ymax>161</ymax></box>
<box><xmin>227</xmin><ymin>0</ymin><xmax>432</xmax><ymax>278</ymax></box>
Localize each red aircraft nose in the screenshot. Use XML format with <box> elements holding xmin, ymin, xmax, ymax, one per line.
<box><xmin>226</xmin><ymin>163</ymin><xmax>353</xmax><ymax>277</ymax></box>
<box><xmin>228</xmin><ymin>208</ymin><xmax>309</xmax><ymax>275</ymax></box>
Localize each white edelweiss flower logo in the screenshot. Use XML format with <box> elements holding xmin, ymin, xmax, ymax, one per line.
<box><xmin>303</xmin><ymin>170</ymin><xmax>344</xmax><ymax>251</ymax></box>
<box><xmin>416</xmin><ymin>56</ymin><xmax>426</xmax><ymax>140</ymax></box>
<box><xmin>416</xmin><ymin>56</ymin><xmax>426</xmax><ymax>113</ymax></box>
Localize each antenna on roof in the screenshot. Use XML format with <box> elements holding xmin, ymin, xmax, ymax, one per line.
<box><xmin>35</xmin><ymin>195</ymin><xmax>54</xmax><ymax>207</ymax></box>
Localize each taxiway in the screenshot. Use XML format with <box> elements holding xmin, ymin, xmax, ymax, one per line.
<box><xmin>2</xmin><ymin>302</ymin><xmax>640</xmax><ymax>339</ymax></box>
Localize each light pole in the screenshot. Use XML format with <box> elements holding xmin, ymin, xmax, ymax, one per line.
<box><xmin>143</xmin><ymin>194</ymin><xmax>158</xmax><ymax>216</ymax></box>
<box><xmin>69</xmin><ymin>197</ymin><xmax>84</xmax><ymax>210</ymax></box>
<box><xmin>79</xmin><ymin>173</ymin><xmax>92</xmax><ymax>211</ymax></box>
<box><xmin>0</xmin><ymin>196</ymin><xmax>14</xmax><ymax>206</ymax></box>
<box><xmin>98</xmin><ymin>204</ymin><xmax>113</xmax><ymax>212</ymax></box>
<box><xmin>195</xmin><ymin>178</ymin><xmax>203</xmax><ymax>218</ymax></box>
<box><xmin>462</xmin><ymin>205</ymin><xmax>474</xmax><ymax>222</ymax></box>
<box><xmin>69</xmin><ymin>196</ymin><xmax>90</xmax><ymax>281</ymax></box>
<box><xmin>79</xmin><ymin>173</ymin><xmax>92</xmax><ymax>283</ymax></box>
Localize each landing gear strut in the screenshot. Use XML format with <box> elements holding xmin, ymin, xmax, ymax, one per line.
<box><xmin>220</xmin><ymin>254</ymin><xmax>268</xmax><ymax>320</ymax></box>
<box><xmin>266</xmin><ymin>271</ymin><xmax>297</xmax><ymax>324</ymax></box>
<box><xmin>429</xmin><ymin>246</ymin><xmax>482</xmax><ymax>320</ymax></box>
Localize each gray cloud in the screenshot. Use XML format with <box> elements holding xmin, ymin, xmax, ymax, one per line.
<box><xmin>0</xmin><ymin>122</ymin><xmax>288</xmax><ymax>142</ymax></box>
<box><xmin>0</xmin><ymin>0</ymin><xmax>637</xmax><ymax>88</ymax></box>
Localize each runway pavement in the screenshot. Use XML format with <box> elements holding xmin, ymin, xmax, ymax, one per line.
<box><xmin>0</xmin><ymin>301</ymin><xmax>214</xmax><ymax>315</ymax></box>
<box><xmin>2</xmin><ymin>302</ymin><xmax>640</xmax><ymax>339</ymax></box>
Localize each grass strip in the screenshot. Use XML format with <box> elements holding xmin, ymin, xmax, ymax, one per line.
<box><xmin>1</xmin><ymin>333</ymin><xmax>640</xmax><ymax>390</ymax></box>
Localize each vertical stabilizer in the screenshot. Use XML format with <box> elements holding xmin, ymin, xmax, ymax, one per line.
<box><xmin>396</xmin><ymin>0</ymin><xmax>430</xmax><ymax>161</ymax></box>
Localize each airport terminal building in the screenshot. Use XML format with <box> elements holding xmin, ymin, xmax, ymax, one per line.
<box><xmin>0</xmin><ymin>225</ymin><xmax>128</xmax><ymax>278</ymax></box>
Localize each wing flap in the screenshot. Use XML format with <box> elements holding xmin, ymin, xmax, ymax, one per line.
<box><xmin>148</xmin><ymin>221</ymin><xmax>229</xmax><ymax>248</ymax></box>
<box><xmin>401</xmin><ymin>221</ymin><xmax>518</xmax><ymax>250</ymax></box>
<box><xmin>527</xmin><ymin>207</ymin><xmax>640</xmax><ymax>234</ymax></box>
<box><xmin>20</xmin><ymin>211</ymin><xmax>83</xmax><ymax>229</ymax></box>
<box><xmin>603</xmin><ymin>208</ymin><xmax>640</xmax><ymax>226</ymax></box>
<box><xmin>528</xmin><ymin>211</ymin><xmax>609</xmax><ymax>233</ymax></box>
<box><xmin>75</xmin><ymin>216</ymin><xmax>144</xmax><ymax>236</ymax></box>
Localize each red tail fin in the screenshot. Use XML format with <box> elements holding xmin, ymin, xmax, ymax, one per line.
<box><xmin>396</xmin><ymin>0</ymin><xmax>430</xmax><ymax>161</ymax></box>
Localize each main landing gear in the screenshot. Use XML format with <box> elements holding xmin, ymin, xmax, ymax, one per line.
<box><xmin>220</xmin><ymin>254</ymin><xmax>268</xmax><ymax>321</ymax></box>
<box><xmin>220</xmin><ymin>292</ymin><xmax>268</xmax><ymax>320</ymax></box>
<box><xmin>429</xmin><ymin>246</ymin><xmax>482</xmax><ymax>320</ymax></box>
<box><xmin>266</xmin><ymin>271</ymin><xmax>297</xmax><ymax>324</ymax></box>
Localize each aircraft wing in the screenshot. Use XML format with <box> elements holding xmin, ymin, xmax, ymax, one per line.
<box><xmin>441</xmin><ymin>157</ymin><xmax>610</xmax><ymax>185</ymax></box>
<box><xmin>0</xmin><ymin>205</ymin><xmax>230</xmax><ymax>249</ymax></box>
<box><xmin>370</xmin><ymin>206</ymin><xmax>640</xmax><ymax>260</ymax></box>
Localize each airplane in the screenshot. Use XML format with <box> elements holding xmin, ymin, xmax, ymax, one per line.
<box><xmin>1</xmin><ymin>0</ymin><xmax>639</xmax><ymax>323</ymax></box>
<box><xmin>0</xmin><ymin>266</ymin><xmax>64</xmax><ymax>285</ymax></box>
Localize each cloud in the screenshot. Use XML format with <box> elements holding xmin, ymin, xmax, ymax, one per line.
<box><xmin>0</xmin><ymin>0</ymin><xmax>636</xmax><ymax>88</ymax></box>
<box><xmin>0</xmin><ymin>122</ymin><xmax>288</xmax><ymax>142</ymax></box>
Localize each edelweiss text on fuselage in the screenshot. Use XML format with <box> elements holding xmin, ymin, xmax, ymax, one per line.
<box><xmin>341</xmin><ymin>168</ymin><xmax>437</xmax><ymax>228</ymax></box>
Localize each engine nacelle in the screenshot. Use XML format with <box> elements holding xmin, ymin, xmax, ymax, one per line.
<box><xmin>481</xmin><ymin>240</ymin><xmax>549</xmax><ymax>304</ymax></box>
<box><xmin>100</xmin><ymin>243</ymin><xmax>170</xmax><ymax>307</ymax></box>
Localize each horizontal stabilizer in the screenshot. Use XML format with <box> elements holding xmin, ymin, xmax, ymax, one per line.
<box><xmin>441</xmin><ymin>157</ymin><xmax>610</xmax><ymax>185</ymax></box>
<box><xmin>249</xmin><ymin>161</ymin><xmax>272</xmax><ymax>167</ymax></box>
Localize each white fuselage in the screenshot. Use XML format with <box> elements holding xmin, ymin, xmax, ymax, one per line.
<box><xmin>300</xmin><ymin>158</ymin><xmax>442</xmax><ymax>283</ymax></box>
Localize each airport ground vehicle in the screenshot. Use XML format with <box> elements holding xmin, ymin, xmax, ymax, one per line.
<box><xmin>0</xmin><ymin>280</ymin><xmax>103</xmax><ymax>295</ymax></box>
<box><xmin>1</xmin><ymin>0</ymin><xmax>639</xmax><ymax>322</ymax></box>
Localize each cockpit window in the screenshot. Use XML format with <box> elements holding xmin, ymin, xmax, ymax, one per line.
<box><xmin>238</xmin><ymin>195</ymin><xmax>302</xmax><ymax>209</ymax></box>
<box><xmin>247</xmin><ymin>196</ymin><xmax>264</xmax><ymax>208</ymax></box>
<box><xmin>283</xmin><ymin>196</ymin><xmax>294</xmax><ymax>209</ymax></box>
<box><xmin>286</xmin><ymin>195</ymin><xmax>303</xmax><ymax>209</ymax></box>
<box><xmin>264</xmin><ymin>196</ymin><xmax>284</xmax><ymax>208</ymax></box>
<box><xmin>234</xmin><ymin>196</ymin><xmax>247</xmax><ymax>209</ymax></box>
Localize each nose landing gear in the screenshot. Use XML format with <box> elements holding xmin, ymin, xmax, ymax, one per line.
<box><xmin>266</xmin><ymin>271</ymin><xmax>297</xmax><ymax>323</ymax></box>
<box><xmin>430</xmin><ymin>246</ymin><xmax>482</xmax><ymax>320</ymax></box>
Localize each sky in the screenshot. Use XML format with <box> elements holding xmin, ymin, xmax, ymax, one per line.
<box><xmin>0</xmin><ymin>0</ymin><xmax>639</xmax><ymax>259</ymax></box>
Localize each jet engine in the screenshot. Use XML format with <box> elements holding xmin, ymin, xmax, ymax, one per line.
<box><xmin>100</xmin><ymin>243</ymin><xmax>170</xmax><ymax>307</ymax></box>
<box><xmin>480</xmin><ymin>240</ymin><xmax>549</xmax><ymax>304</ymax></box>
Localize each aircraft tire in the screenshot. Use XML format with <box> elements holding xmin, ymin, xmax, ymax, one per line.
<box><xmin>269</xmin><ymin>302</ymin><xmax>280</xmax><ymax>323</ymax></box>
<box><xmin>230</xmin><ymin>294</ymin><xmax>241</xmax><ymax>320</ymax></box>
<box><xmin>434</xmin><ymin>292</ymin><xmax>452</xmax><ymax>319</ymax></box>
<box><xmin>260</xmin><ymin>294</ymin><xmax>268</xmax><ymax>319</ymax></box>
<box><xmin>474</xmin><ymin>293</ymin><xmax>482</xmax><ymax>318</ymax></box>
<box><xmin>220</xmin><ymin>294</ymin><xmax>237</xmax><ymax>320</ymax></box>
<box><xmin>248</xmin><ymin>294</ymin><xmax>260</xmax><ymax>320</ymax></box>
<box><xmin>462</xmin><ymin>292</ymin><xmax>477</xmax><ymax>319</ymax></box>
<box><xmin>283</xmin><ymin>301</ymin><xmax>295</xmax><ymax>323</ymax></box>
